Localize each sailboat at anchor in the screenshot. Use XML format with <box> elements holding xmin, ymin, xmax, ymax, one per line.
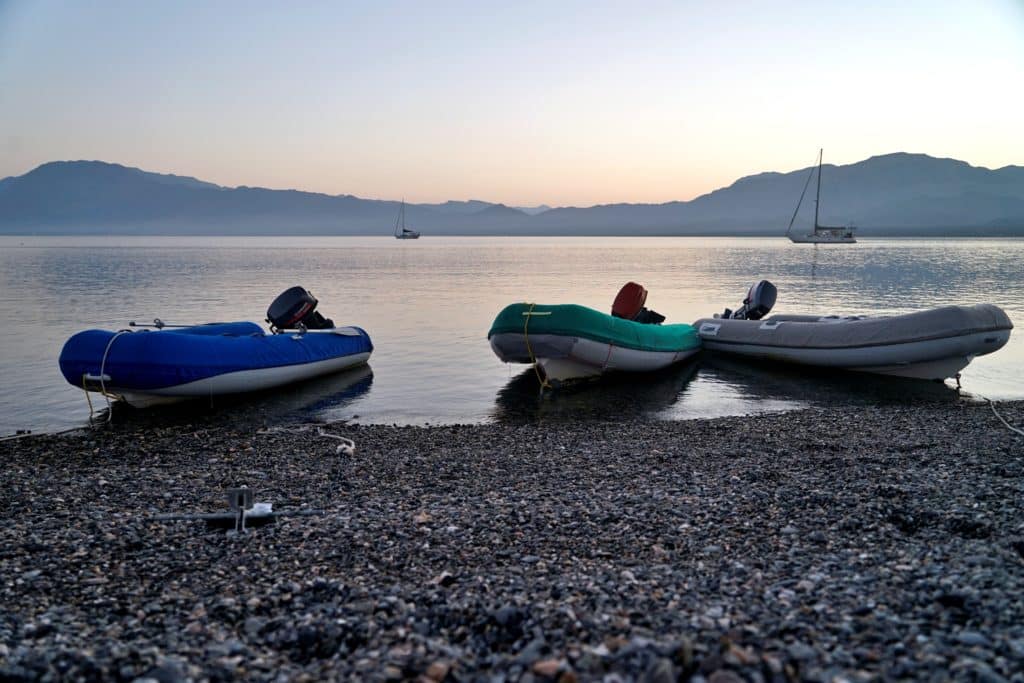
<box><xmin>786</xmin><ymin>149</ymin><xmax>856</xmax><ymax>244</ymax></box>
<box><xmin>393</xmin><ymin>200</ymin><xmax>420</xmax><ymax>240</ymax></box>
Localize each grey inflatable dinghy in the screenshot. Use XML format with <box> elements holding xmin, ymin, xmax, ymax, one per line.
<box><xmin>696</xmin><ymin>282</ymin><xmax>1013</xmax><ymax>380</ymax></box>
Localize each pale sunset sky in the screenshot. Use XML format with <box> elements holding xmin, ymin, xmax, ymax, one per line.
<box><xmin>1</xmin><ymin>0</ymin><xmax>1022</xmax><ymax>205</ymax></box>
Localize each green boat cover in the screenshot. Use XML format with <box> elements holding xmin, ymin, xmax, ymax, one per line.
<box><xmin>488</xmin><ymin>303</ymin><xmax>701</xmax><ymax>353</ymax></box>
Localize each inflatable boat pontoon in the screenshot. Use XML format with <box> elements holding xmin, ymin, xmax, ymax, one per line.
<box><xmin>59</xmin><ymin>287</ymin><xmax>373</xmax><ymax>407</ymax></box>
<box><xmin>488</xmin><ymin>283</ymin><xmax>701</xmax><ymax>384</ymax></box>
<box><xmin>696</xmin><ymin>281</ymin><xmax>1013</xmax><ymax>380</ymax></box>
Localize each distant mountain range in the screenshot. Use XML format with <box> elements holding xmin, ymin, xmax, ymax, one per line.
<box><xmin>1</xmin><ymin>154</ymin><xmax>1022</xmax><ymax>235</ymax></box>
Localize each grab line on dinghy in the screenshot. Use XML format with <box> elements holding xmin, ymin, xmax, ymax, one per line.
<box><xmin>81</xmin><ymin>329</ymin><xmax>132</xmax><ymax>426</ymax></box>
<box><xmin>701</xmin><ymin>326</ymin><xmax>1010</xmax><ymax>351</ymax></box>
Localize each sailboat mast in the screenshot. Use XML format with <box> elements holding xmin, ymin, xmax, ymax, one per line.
<box><xmin>814</xmin><ymin>148</ymin><xmax>823</xmax><ymax>229</ymax></box>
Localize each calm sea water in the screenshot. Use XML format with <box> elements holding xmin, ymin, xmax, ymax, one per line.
<box><xmin>1</xmin><ymin>236</ymin><xmax>1021</xmax><ymax>435</ymax></box>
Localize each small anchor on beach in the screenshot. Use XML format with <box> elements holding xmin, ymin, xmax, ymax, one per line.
<box><xmin>153</xmin><ymin>487</ymin><xmax>322</xmax><ymax>533</ymax></box>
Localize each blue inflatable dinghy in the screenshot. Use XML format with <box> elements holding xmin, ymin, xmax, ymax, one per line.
<box><xmin>59</xmin><ymin>287</ymin><xmax>373</xmax><ymax>407</ymax></box>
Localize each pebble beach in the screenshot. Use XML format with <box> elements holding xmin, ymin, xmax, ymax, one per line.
<box><xmin>2</xmin><ymin>401</ymin><xmax>1023</xmax><ymax>682</ymax></box>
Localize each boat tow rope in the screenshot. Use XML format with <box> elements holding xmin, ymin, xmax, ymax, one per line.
<box><xmin>317</xmin><ymin>428</ymin><xmax>357</xmax><ymax>455</ymax></box>
<box><xmin>967</xmin><ymin>381</ymin><xmax>1023</xmax><ymax>437</ymax></box>
<box><xmin>522</xmin><ymin>302</ymin><xmax>552</xmax><ymax>391</ymax></box>
<box><xmin>601</xmin><ymin>341</ymin><xmax>615</xmax><ymax>372</ymax></box>
<box><xmin>256</xmin><ymin>423</ymin><xmax>356</xmax><ymax>455</ymax></box>
<box><xmin>987</xmin><ymin>399</ymin><xmax>1024</xmax><ymax>437</ymax></box>
<box><xmin>83</xmin><ymin>329</ymin><xmax>132</xmax><ymax>426</ymax></box>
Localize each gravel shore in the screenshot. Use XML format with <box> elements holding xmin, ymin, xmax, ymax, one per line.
<box><xmin>2</xmin><ymin>401</ymin><xmax>1023</xmax><ymax>682</ymax></box>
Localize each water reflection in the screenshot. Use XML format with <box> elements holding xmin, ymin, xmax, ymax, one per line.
<box><xmin>1</xmin><ymin>236</ymin><xmax>1020</xmax><ymax>433</ymax></box>
<box><xmin>698</xmin><ymin>355</ymin><xmax>962</xmax><ymax>407</ymax></box>
<box><xmin>493</xmin><ymin>359</ymin><xmax>700</xmax><ymax>423</ymax></box>
<box><xmin>99</xmin><ymin>365</ymin><xmax>374</xmax><ymax>429</ymax></box>
<box><xmin>492</xmin><ymin>354</ymin><xmax>962</xmax><ymax>425</ymax></box>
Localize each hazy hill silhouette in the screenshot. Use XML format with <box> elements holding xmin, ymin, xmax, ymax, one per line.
<box><xmin>1</xmin><ymin>154</ymin><xmax>1022</xmax><ymax>235</ymax></box>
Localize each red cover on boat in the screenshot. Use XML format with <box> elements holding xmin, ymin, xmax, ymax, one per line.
<box><xmin>612</xmin><ymin>282</ymin><xmax>647</xmax><ymax>320</ymax></box>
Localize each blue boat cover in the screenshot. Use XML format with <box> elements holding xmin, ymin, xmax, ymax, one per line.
<box><xmin>59</xmin><ymin>322</ymin><xmax>373</xmax><ymax>391</ymax></box>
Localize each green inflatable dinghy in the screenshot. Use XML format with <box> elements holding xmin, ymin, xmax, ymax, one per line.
<box><xmin>488</xmin><ymin>302</ymin><xmax>701</xmax><ymax>383</ymax></box>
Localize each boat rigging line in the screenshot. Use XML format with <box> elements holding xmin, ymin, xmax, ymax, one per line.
<box><xmin>785</xmin><ymin>151</ymin><xmax>819</xmax><ymax>237</ymax></box>
<box><xmin>129</xmin><ymin>318</ymin><xmax>197</xmax><ymax>329</ymax></box>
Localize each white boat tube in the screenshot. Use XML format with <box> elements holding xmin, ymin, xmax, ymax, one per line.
<box><xmin>490</xmin><ymin>333</ymin><xmax>700</xmax><ymax>382</ymax></box>
<box><xmin>695</xmin><ymin>304</ymin><xmax>1012</xmax><ymax>380</ymax></box>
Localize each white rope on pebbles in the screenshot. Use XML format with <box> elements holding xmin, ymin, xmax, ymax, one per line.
<box><xmin>256</xmin><ymin>423</ymin><xmax>357</xmax><ymax>455</ymax></box>
<box><xmin>988</xmin><ymin>400</ymin><xmax>1024</xmax><ymax>438</ymax></box>
<box><xmin>316</xmin><ymin>428</ymin><xmax>356</xmax><ymax>455</ymax></box>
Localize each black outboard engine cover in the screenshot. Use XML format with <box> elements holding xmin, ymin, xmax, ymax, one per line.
<box><xmin>727</xmin><ymin>280</ymin><xmax>777</xmax><ymax>320</ymax></box>
<box><xmin>633</xmin><ymin>308</ymin><xmax>666</xmax><ymax>325</ymax></box>
<box><xmin>267</xmin><ymin>286</ymin><xmax>335</xmax><ymax>331</ymax></box>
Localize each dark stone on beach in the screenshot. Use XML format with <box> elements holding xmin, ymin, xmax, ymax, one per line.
<box><xmin>707</xmin><ymin>670</ymin><xmax>745</xmax><ymax>683</ymax></box>
<box><xmin>640</xmin><ymin>657</ymin><xmax>675</xmax><ymax>683</ymax></box>
<box><xmin>136</xmin><ymin>661</ymin><xmax>187</xmax><ymax>683</ymax></box>
<box><xmin>787</xmin><ymin>642</ymin><xmax>817</xmax><ymax>661</ymax></box>
<box><xmin>516</xmin><ymin>638</ymin><xmax>550</xmax><ymax>664</ymax></box>
<box><xmin>493</xmin><ymin>605</ymin><xmax>526</xmax><ymax>630</ymax></box>
<box><xmin>958</xmin><ymin>631</ymin><xmax>992</xmax><ymax>647</ymax></box>
<box><xmin>936</xmin><ymin>592</ymin><xmax>969</xmax><ymax>610</ymax></box>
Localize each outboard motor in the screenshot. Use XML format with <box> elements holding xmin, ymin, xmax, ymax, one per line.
<box><xmin>267</xmin><ymin>286</ymin><xmax>335</xmax><ymax>332</ymax></box>
<box><xmin>612</xmin><ymin>282</ymin><xmax>666</xmax><ymax>325</ymax></box>
<box><xmin>721</xmin><ymin>280</ymin><xmax>777</xmax><ymax>320</ymax></box>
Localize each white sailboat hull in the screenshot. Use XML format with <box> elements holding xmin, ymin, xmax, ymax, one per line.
<box><xmin>785</xmin><ymin>149</ymin><xmax>856</xmax><ymax>244</ymax></box>
<box><xmin>788</xmin><ymin>231</ymin><xmax>856</xmax><ymax>244</ymax></box>
<box><xmin>393</xmin><ymin>201</ymin><xmax>421</xmax><ymax>239</ymax></box>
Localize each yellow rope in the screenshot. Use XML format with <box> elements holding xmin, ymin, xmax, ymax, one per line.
<box><xmin>601</xmin><ymin>342</ymin><xmax>614</xmax><ymax>371</ymax></box>
<box><xmin>522</xmin><ymin>302</ymin><xmax>552</xmax><ymax>390</ymax></box>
